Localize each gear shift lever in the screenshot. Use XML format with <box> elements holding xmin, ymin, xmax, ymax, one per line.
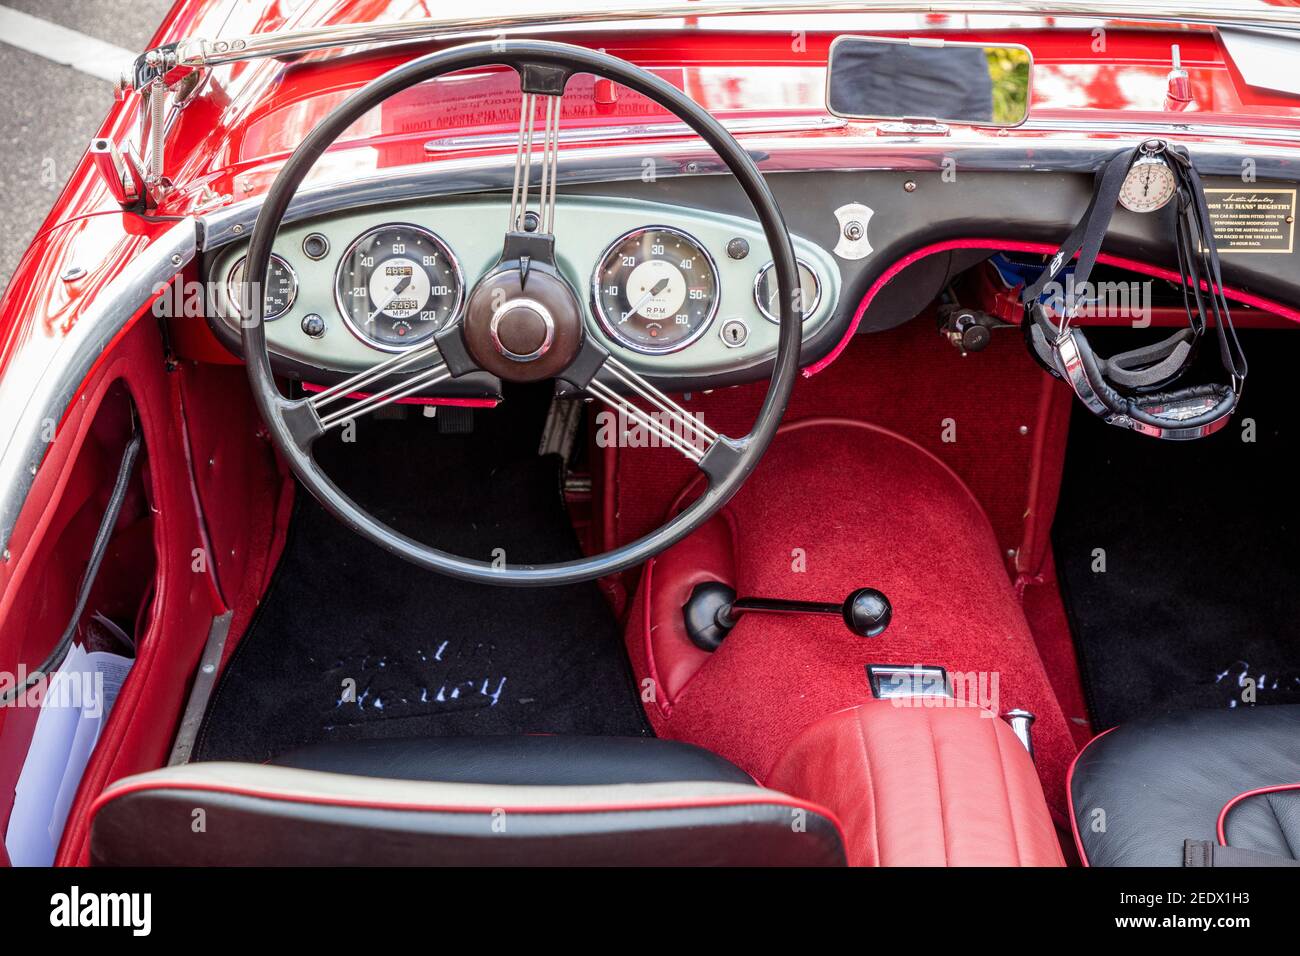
<box><xmin>684</xmin><ymin>582</ymin><xmax>892</xmax><ymax>651</ymax></box>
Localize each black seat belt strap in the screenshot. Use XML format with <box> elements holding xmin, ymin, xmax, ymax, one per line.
<box><xmin>1184</xmin><ymin>839</ymin><xmax>1300</xmax><ymax>868</ymax></box>
<box><xmin>1021</xmin><ymin>147</ymin><xmax>1136</xmax><ymax>307</ymax></box>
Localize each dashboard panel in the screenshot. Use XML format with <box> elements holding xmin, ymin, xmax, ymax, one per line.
<box><xmin>208</xmin><ymin>195</ymin><xmax>840</xmax><ymax>383</ymax></box>
<box><xmin>201</xmin><ymin>157</ymin><xmax>1300</xmax><ymax>399</ymax></box>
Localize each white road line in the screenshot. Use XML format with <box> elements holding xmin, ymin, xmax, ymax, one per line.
<box><xmin>0</xmin><ymin>5</ymin><xmax>135</xmax><ymax>84</ymax></box>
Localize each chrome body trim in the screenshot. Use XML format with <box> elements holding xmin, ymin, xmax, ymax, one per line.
<box><xmin>147</xmin><ymin>2</ymin><xmax>1300</xmax><ymax>82</ymax></box>
<box><xmin>1016</xmin><ymin>118</ymin><xmax>1300</xmax><ymax>142</ymax></box>
<box><xmin>425</xmin><ymin>116</ymin><xmax>847</xmax><ymax>152</ymax></box>
<box><xmin>0</xmin><ymin>219</ymin><xmax>198</xmax><ymax>554</ymax></box>
<box><xmin>88</xmin><ymin>137</ymin><xmax>144</xmax><ymax>206</ymax></box>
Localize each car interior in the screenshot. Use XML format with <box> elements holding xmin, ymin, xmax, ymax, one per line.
<box><xmin>2</xmin><ymin>15</ymin><xmax>1298</xmax><ymax>868</ymax></box>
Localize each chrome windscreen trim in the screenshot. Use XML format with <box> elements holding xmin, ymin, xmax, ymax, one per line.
<box><xmin>0</xmin><ymin>219</ymin><xmax>198</xmax><ymax>554</ymax></box>
<box><xmin>147</xmin><ymin>1</ymin><xmax>1300</xmax><ymax>82</ymax></box>
<box><xmin>1018</xmin><ymin>118</ymin><xmax>1300</xmax><ymax>142</ymax></box>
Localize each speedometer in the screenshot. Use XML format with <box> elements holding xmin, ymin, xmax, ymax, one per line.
<box><xmin>334</xmin><ymin>224</ymin><xmax>464</xmax><ymax>351</ymax></box>
<box><xmin>592</xmin><ymin>226</ymin><xmax>719</xmax><ymax>354</ymax></box>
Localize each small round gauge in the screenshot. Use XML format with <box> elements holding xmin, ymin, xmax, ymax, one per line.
<box><xmin>592</xmin><ymin>226</ymin><xmax>719</xmax><ymax>354</ymax></box>
<box><xmin>1119</xmin><ymin>155</ymin><xmax>1177</xmax><ymax>213</ymax></box>
<box><xmin>334</xmin><ymin>224</ymin><xmax>464</xmax><ymax>351</ymax></box>
<box><xmin>754</xmin><ymin>259</ymin><xmax>822</xmax><ymax>323</ymax></box>
<box><xmin>227</xmin><ymin>254</ymin><xmax>297</xmax><ymax>321</ymax></box>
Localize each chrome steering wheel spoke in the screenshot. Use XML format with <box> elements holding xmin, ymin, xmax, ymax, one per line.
<box><xmin>579</xmin><ymin>351</ymin><xmax>735</xmax><ymax>472</ymax></box>
<box><xmin>284</xmin><ymin>341</ymin><xmax>453</xmax><ymax>446</ymax></box>
<box><xmin>508</xmin><ymin>92</ymin><xmax>562</xmax><ymax>236</ymax></box>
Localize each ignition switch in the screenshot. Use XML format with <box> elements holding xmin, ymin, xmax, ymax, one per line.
<box><xmin>937</xmin><ymin>303</ymin><xmax>1014</xmax><ymax>355</ymax></box>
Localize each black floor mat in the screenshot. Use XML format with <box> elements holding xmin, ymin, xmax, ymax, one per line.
<box><xmin>1053</xmin><ymin>330</ymin><xmax>1300</xmax><ymax>729</ymax></box>
<box><xmin>194</xmin><ymin>389</ymin><xmax>649</xmax><ymax>764</ymax></box>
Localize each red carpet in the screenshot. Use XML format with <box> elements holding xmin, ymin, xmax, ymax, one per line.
<box><xmin>606</xmin><ymin>318</ymin><xmax>1052</xmax><ymax>563</ymax></box>
<box><xmin>625</xmin><ymin>419</ymin><xmax>1078</xmax><ymax>818</ymax></box>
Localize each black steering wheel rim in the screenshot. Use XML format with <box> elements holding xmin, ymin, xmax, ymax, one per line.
<box><xmin>242</xmin><ymin>39</ymin><xmax>803</xmax><ymax>587</ymax></box>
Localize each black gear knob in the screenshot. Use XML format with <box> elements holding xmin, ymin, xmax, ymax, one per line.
<box><xmin>843</xmin><ymin>587</ymin><xmax>892</xmax><ymax>638</ymax></box>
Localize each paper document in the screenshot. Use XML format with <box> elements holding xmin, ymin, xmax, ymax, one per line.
<box><xmin>4</xmin><ymin>641</ymin><xmax>132</xmax><ymax>866</ymax></box>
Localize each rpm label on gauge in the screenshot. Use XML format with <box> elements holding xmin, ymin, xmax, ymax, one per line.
<box><xmin>593</xmin><ymin>226</ymin><xmax>720</xmax><ymax>353</ymax></box>
<box><xmin>334</xmin><ymin>224</ymin><xmax>465</xmax><ymax>350</ymax></box>
<box><xmin>1203</xmin><ymin>188</ymin><xmax>1296</xmax><ymax>254</ymax></box>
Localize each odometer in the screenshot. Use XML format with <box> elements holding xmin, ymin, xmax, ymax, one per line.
<box><xmin>592</xmin><ymin>226</ymin><xmax>719</xmax><ymax>353</ymax></box>
<box><xmin>334</xmin><ymin>224</ymin><xmax>464</xmax><ymax>351</ymax></box>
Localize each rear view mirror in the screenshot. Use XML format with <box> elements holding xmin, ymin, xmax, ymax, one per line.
<box><xmin>826</xmin><ymin>36</ymin><xmax>1032</xmax><ymax>128</ymax></box>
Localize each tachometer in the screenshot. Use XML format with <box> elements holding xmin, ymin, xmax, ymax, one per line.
<box><xmin>334</xmin><ymin>224</ymin><xmax>464</xmax><ymax>351</ymax></box>
<box><xmin>592</xmin><ymin>226</ymin><xmax>719</xmax><ymax>353</ymax></box>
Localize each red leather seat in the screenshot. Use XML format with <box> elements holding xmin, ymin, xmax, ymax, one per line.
<box><xmin>767</xmin><ymin>702</ymin><xmax>1065</xmax><ymax>866</ymax></box>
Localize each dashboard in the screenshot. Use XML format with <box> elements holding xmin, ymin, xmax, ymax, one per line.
<box><xmin>207</xmin><ymin>195</ymin><xmax>840</xmax><ymax>390</ymax></box>
<box><xmin>201</xmin><ymin>155</ymin><xmax>1300</xmax><ymax>398</ymax></box>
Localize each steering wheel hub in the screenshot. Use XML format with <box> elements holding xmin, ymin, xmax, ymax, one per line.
<box><xmin>491</xmin><ymin>298</ymin><xmax>555</xmax><ymax>362</ymax></box>
<box><xmin>463</xmin><ymin>264</ymin><xmax>583</xmax><ymax>381</ymax></box>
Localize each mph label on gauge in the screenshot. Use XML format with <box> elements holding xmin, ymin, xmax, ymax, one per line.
<box><xmin>1203</xmin><ymin>188</ymin><xmax>1297</xmax><ymax>254</ymax></box>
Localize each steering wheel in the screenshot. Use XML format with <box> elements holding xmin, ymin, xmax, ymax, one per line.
<box><xmin>241</xmin><ymin>40</ymin><xmax>802</xmax><ymax>587</ymax></box>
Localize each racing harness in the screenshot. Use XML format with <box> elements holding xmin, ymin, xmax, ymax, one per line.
<box><xmin>1023</xmin><ymin>140</ymin><xmax>1248</xmax><ymax>440</ymax></box>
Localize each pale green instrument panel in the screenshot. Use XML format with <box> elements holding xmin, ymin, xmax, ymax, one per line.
<box><xmin>210</xmin><ymin>195</ymin><xmax>840</xmax><ymax>380</ymax></box>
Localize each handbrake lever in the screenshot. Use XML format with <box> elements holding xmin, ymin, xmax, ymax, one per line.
<box><xmin>683</xmin><ymin>581</ymin><xmax>892</xmax><ymax>651</ymax></box>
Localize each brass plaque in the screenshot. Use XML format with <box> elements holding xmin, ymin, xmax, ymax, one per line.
<box><xmin>1204</xmin><ymin>188</ymin><xmax>1296</xmax><ymax>254</ymax></box>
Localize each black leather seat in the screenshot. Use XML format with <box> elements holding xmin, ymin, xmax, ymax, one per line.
<box><xmin>90</xmin><ymin>735</ymin><xmax>846</xmax><ymax>866</ymax></box>
<box><xmin>1069</xmin><ymin>706</ymin><xmax>1300</xmax><ymax>867</ymax></box>
<box><xmin>271</xmin><ymin>734</ymin><xmax>758</xmax><ymax>786</ymax></box>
